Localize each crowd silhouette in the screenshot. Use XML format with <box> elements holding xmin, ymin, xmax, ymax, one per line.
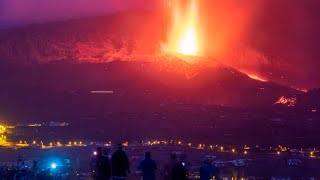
<box><xmin>94</xmin><ymin>143</ymin><xmax>220</xmax><ymax>180</ymax></box>
<box><xmin>0</xmin><ymin>143</ymin><xmax>220</xmax><ymax>180</ymax></box>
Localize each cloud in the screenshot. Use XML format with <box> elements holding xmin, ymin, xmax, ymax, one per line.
<box><xmin>0</xmin><ymin>0</ymin><xmax>156</xmax><ymax>27</ymax></box>
<box><xmin>193</xmin><ymin>0</ymin><xmax>320</xmax><ymax>89</ymax></box>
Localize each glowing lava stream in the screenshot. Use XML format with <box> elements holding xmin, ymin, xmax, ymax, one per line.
<box><xmin>246</xmin><ymin>73</ymin><xmax>268</xmax><ymax>82</ymax></box>
<box><xmin>164</xmin><ymin>0</ymin><xmax>200</xmax><ymax>57</ymax></box>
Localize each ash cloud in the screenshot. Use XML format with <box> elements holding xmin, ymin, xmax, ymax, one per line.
<box><xmin>0</xmin><ymin>0</ymin><xmax>156</xmax><ymax>27</ymax></box>
<box><xmin>198</xmin><ymin>0</ymin><xmax>320</xmax><ymax>89</ymax></box>
<box><xmin>248</xmin><ymin>0</ymin><xmax>320</xmax><ymax>89</ymax></box>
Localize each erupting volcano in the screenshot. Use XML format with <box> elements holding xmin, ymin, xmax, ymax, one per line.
<box><xmin>163</xmin><ymin>0</ymin><xmax>200</xmax><ymax>57</ymax></box>
<box><xmin>0</xmin><ymin>1</ymin><xmax>317</xmax><ymax>106</ymax></box>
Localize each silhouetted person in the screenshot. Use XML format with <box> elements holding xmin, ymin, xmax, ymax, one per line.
<box><xmin>180</xmin><ymin>154</ymin><xmax>191</xmax><ymax>171</ymax></box>
<box><xmin>138</xmin><ymin>151</ymin><xmax>157</xmax><ymax>180</ymax></box>
<box><xmin>172</xmin><ymin>163</ymin><xmax>187</xmax><ymax>180</ymax></box>
<box><xmin>162</xmin><ymin>153</ymin><xmax>178</xmax><ymax>180</ymax></box>
<box><xmin>16</xmin><ymin>156</ymin><xmax>23</xmax><ymax>167</ymax></box>
<box><xmin>200</xmin><ymin>158</ymin><xmax>220</xmax><ymax>180</ymax></box>
<box><xmin>212</xmin><ymin>164</ymin><xmax>220</xmax><ymax>180</ymax></box>
<box><xmin>95</xmin><ymin>147</ymin><xmax>111</xmax><ymax>180</ymax></box>
<box><xmin>199</xmin><ymin>159</ymin><xmax>214</xmax><ymax>180</ymax></box>
<box><xmin>31</xmin><ymin>160</ymin><xmax>38</xmax><ymax>177</ymax></box>
<box><xmin>172</xmin><ymin>154</ymin><xmax>188</xmax><ymax>180</ymax></box>
<box><xmin>112</xmin><ymin>144</ymin><xmax>130</xmax><ymax>180</ymax></box>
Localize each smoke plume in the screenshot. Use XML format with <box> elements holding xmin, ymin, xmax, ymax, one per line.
<box><xmin>0</xmin><ymin>0</ymin><xmax>156</xmax><ymax>27</ymax></box>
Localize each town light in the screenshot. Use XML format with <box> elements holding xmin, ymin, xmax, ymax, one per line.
<box><xmin>310</xmin><ymin>151</ymin><xmax>315</xmax><ymax>158</ymax></box>
<box><xmin>51</xmin><ymin>163</ymin><xmax>57</xmax><ymax>169</ymax></box>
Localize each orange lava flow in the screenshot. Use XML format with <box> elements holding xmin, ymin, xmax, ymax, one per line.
<box><xmin>274</xmin><ymin>96</ymin><xmax>297</xmax><ymax>107</ymax></box>
<box><xmin>246</xmin><ymin>73</ymin><xmax>268</xmax><ymax>82</ymax></box>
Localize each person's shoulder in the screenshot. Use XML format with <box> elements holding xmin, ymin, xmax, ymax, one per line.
<box><xmin>116</xmin><ymin>149</ymin><xmax>125</xmax><ymax>154</ymax></box>
<box><xmin>175</xmin><ymin>162</ymin><xmax>185</xmax><ymax>169</ymax></box>
<box><xmin>113</xmin><ymin>150</ymin><xmax>122</xmax><ymax>155</ymax></box>
<box><xmin>111</xmin><ymin>152</ymin><xmax>118</xmax><ymax>159</ymax></box>
<box><xmin>172</xmin><ymin>162</ymin><xmax>180</xmax><ymax>169</ymax></box>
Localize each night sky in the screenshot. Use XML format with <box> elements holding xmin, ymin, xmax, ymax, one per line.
<box><xmin>0</xmin><ymin>0</ymin><xmax>157</xmax><ymax>27</ymax></box>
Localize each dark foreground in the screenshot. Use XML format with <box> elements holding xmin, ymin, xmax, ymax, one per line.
<box><xmin>1</xmin><ymin>143</ymin><xmax>320</xmax><ymax>179</ymax></box>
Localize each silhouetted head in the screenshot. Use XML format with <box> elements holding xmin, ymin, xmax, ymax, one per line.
<box><xmin>145</xmin><ymin>151</ymin><xmax>151</xmax><ymax>159</ymax></box>
<box><xmin>180</xmin><ymin>153</ymin><xmax>187</xmax><ymax>162</ymax></box>
<box><xmin>117</xmin><ymin>143</ymin><xmax>123</xmax><ymax>150</ymax></box>
<box><xmin>96</xmin><ymin>147</ymin><xmax>102</xmax><ymax>156</ymax></box>
<box><xmin>170</xmin><ymin>153</ymin><xmax>177</xmax><ymax>161</ymax></box>
<box><xmin>204</xmin><ymin>157</ymin><xmax>212</xmax><ymax>164</ymax></box>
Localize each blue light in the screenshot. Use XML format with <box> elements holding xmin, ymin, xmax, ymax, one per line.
<box><xmin>51</xmin><ymin>163</ymin><xmax>57</xmax><ymax>169</ymax></box>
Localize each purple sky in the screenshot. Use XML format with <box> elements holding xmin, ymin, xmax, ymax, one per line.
<box><xmin>0</xmin><ymin>0</ymin><xmax>156</xmax><ymax>27</ymax></box>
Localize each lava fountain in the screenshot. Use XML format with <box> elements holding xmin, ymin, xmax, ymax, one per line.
<box><xmin>178</xmin><ymin>25</ymin><xmax>197</xmax><ymax>55</ymax></box>
<box><xmin>163</xmin><ymin>0</ymin><xmax>201</xmax><ymax>57</ymax></box>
